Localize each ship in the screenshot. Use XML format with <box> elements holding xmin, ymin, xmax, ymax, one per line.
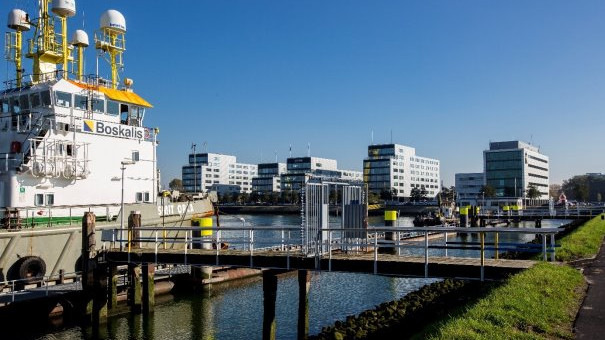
<box><xmin>0</xmin><ymin>1</ymin><xmax>214</xmax><ymax>283</ymax></box>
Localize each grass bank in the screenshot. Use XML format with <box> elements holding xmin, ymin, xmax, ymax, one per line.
<box><xmin>555</xmin><ymin>214</ymin><xmax>605</xmax><ymax>262</ymax></box>
<box><xmin>421</xmin><ymin>263</ymin><xmax>585</xmax><ymax>339</ymax></box>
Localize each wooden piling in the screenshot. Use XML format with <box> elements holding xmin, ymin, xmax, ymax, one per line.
<box><xmin>128</xmin><ymin>211</ymin><xmax>141</xmax><ymax>251</ymax></box>
<box><xmin>129</xmin><ymin>264</ymin><xmax>142</xmax><ymax>313</ymax></box>
<box><xmin>263</xmin><ymin>270</ymin><xmax>278</xmax><ymax>340</ymax></box>
<box><xmin>108</xmin><ymin>265</ymin><xmax>118</xmax><ymax>310</ymax></box>
<box><xmin>142</xmin><ymin>264</ymin><xmax>155</xmax><ymax>314</ymax></box>
<box><xmin>297</xmin><ymin>270</ymin><xmax>311</xmax><ymax>340</ymax></box>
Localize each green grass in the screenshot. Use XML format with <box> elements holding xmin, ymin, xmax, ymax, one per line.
<box><xmin>555</xmin><ymin>214</ymin><xmax>605</xmax><ymax>262</ymax></box>
<box><xmin>425</xmin><ymin>263</ymin><xmax>585</xmax><ymax>340</ymax></box>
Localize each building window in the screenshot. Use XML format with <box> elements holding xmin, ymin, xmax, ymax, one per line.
<box><xmin>45</xmin><ymin>193</ymin><xmax>55</xmax><ymax>206</ymax></box>
<box><xmin>35</xmin><ymin>194</ymin><xmax>44</xmax><ymax>206</ymax></box>
<box><xmin>132</xmin><ymin>151</ymin><xmax>140</xmax><ymax>162</ymax></box>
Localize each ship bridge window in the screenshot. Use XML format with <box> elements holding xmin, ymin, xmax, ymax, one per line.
<box><xmin>120</xmin><ymin>104</ymin><xmax>129</xmax><ymax>124</ymax></box>
<box><xmin>92</xmin><ymin>98</ymin><xmax>105</xmax><ymax>113</ymax></box>
<box><xmin>41</xmin><ymin>90</ymin><xmax>51</xmax><ymax>107</ymax></box>
<box><xmin>10</xmin><ymin>97</ymin><xmax>20</xmax><ymax>114</ymax></box>
<box><xmin>30</xmin><ymin>92</ymin><xmax>41</xmax><ymax>108</ymax></box>
<box><xmin>55</xmin><ymin>91</ymin><xmax>72</xmax><ymax>108</ymax></box>
<box><xmin>107</xmin><ymin>100</ymin><xmax>119</xmax><ymax>116</ymax></box>
<box><xmin>19</xmin><ymin>94</ymin><xmax>30</xmax><ymax>111</ymax></box>
<box><xmin>35</xmin><ymin>194</ymin><xmax>44</xmax><ymax>206</ymax></box>
<box><xmin>0</xmin><ymin>98</ymin><xmax>8</xmax><ymax>113</ymax></box>
<box><xmin>74</xmin><ymin>95</ymin><xmax>87</xmax><ymax>110</ymax></box>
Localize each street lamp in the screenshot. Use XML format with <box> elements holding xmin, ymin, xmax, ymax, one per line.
<box><xmin>120</xmin><ymin>160</ymin><xmax>136</xmax><ymax>251</ymax></box>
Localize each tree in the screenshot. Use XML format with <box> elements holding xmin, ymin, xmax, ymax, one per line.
<box><xmin>168</xmin><ymin>178</ymin><xmax>183</xmax><ymax>191</ymax></box>
<box><xmin>480</xmin><ymin>185</ymin><xmax>496</xmax><ymax>198</ymax></box>
<box><xmin>410</xmin><ymin>187</ymin><xmax>427</xmax><ymax>202</ymax></box>
<box><xmin>526</xmin><ymin>185</ymin><xmax>541</xmax><ymax>199</ymax></box>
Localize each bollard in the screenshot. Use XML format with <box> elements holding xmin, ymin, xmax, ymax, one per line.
<box><xmin>128</xmin><ymin>211</ymin><xmax>141</xmax><ymax>251</ymax></box>
<box><xmin>380</xmin><ymin>210</ymin><xmax>397</xmax><ymax>254</ymax></box>
<box><xmin>459</xmin><ymin>206</ymin><xmax>468</xmax><ymax>227</ymax></box>
<box><xmin>191</xmin><ymin>217</ymin><xmax>213</xmax><ymax>282</ymax></box>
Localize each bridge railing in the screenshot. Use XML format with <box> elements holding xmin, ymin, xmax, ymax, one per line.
<box><xmin>105</xmin><ymin>225</ymin><xmax>562</xmax><ymax>281</ymax></box>
<box><xmin>0</xmin><ymin>271</ymin><xmax>82</xmax><ymax>303</ymax></box>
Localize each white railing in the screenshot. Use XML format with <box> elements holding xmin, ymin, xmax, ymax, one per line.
<box><xmin>107</xmin><ymin>225</ymin><xmax>562</xmax><ymax>282</ymax></box>
<box><xmin>0</xmin><ymin>271</ymin><xmax>82</xmax><ymax>303</ymax></box>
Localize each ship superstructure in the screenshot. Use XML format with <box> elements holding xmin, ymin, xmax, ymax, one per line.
<box><xmin>1</xmin><ymin>1</ymin><xmax>158</xmax><ymax>221</ymax></box>
<box><xmin>0</xmin><ymin>1</ymin><xmax>214</xmax><ymax>283</ymax></box>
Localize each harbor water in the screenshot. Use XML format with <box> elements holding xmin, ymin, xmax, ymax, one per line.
<box><xmin>27</xmin><ymin>214</ymin><xmax>568</xmax><ymax>340</ymax></box>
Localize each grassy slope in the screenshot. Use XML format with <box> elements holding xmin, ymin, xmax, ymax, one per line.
<box><xmin>423</xmin><ymin>215</ymin><xmax>605</xmax><ymax>339</ymax></box>
<box><xmin>556</xmin><ymin>214</ymin><xmax>605</xmax><ymax>262</ymax></box>
<box><xmin>426</xmin><ymin>263</ymin><xmax>585</xmax><ymax>339</ymax></box>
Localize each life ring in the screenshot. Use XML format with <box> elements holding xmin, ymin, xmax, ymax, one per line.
<box><xmin>17</xmin><ymin>256</ymin><xmax>46</xmax><ymax>280</ymax></box>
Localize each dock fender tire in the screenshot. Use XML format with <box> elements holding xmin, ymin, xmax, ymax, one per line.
<box><xmin>17</xmin><ymin>256</ymin><xmax>46</xmax><ymax>280</ymax></box>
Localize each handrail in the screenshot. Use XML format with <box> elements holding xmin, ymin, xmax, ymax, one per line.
<box><xmin>0</xmin><ymin>271</ymin><xmax>82</xmax><ymax>302</ymax></box>
<box><xmin>107</xmin><ymin>224</ymin><xmax>561</xmax><ymax>282</ymax></box>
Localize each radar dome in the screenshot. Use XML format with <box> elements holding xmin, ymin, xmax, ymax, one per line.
<box><xmin>71</xmin><ymin>30</ymin><xmax>89</xmax><ymax>47</ymax></box>
<box><xmin>7</xmin><ymin>9</ymin><xmax>30</xmax><ymax>31</ymax></box>
<box><xmin>100</xmin><ymin>9</ymin><xmax>126</xmax><ymax>33</ymax></box>
<box><xmin>51</xmin><ymin>0</ymin><xmax>76</xmax><ymax>17</ymax></box>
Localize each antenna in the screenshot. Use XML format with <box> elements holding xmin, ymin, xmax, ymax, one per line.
<box><xmin>289</xmin><ymin>144</ymin><xmax>292</xmax><ymax>158</ymax></box>
<box><xmin>390</xmin><ymin>129</ymin><xmax>393</xmax><ymax>144</ymax></box>
<box><xmin>371</xmin><ymin>129</ymin><xmax>374</xmax><ymax>145</ymax></box>
<box><xmin>307</xmin><ymin>143</ymin><xmax>310</xmax><ymax>157</ymax></box>
<box><xmin>274</xmin><ymin>151</ymin><xmax>278</xmax><ymax>163</ymax></box>
<box><xmin>202</xmin><ymin>141</ymin><xmax>207</xmax><ymax>152</ymax></box>
<box><xmin>95</xmin><ymin>10</ymin><xmax>127</xmax><ymax>89</ymax></box>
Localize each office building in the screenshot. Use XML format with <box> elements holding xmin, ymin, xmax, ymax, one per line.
<box><xmin>455</xmin><ymin>172</ymin><xmax>485</xmax><ymax>206</ymax></box>
<box><xmin>182</xmin><ymin>152</ymin><xmax>257</xmax><ymax>193</ymax></box>
<box><xmin>252</xmin><ymin>162</ymin><xmax>287</xmax><ymax>193</ymax></box>
<box><xmin>363</xmin><ymin>144</ymin><xmax>440</xmax><ymax>199</ymax></box>
<box><xmin>483</xmin><ymin>141</ymin><xmax>549</xmax><ymax>199</ymax></box>
<box><xmin>280</xmin><ymin>156</ymin><xmax>362</xmax><ymax>191</ymax></box>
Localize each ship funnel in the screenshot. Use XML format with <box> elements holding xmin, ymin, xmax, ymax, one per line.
<box><xmin>95</xmin><ymin>9</ymin><xmax>127</xmax><ymax>89</ymax></box>
<box><xmin>71</xmin><ymin>29</ymin><xmax>88</xmax><ymax>81</ymax></box>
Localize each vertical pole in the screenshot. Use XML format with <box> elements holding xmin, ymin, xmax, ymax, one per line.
<box><xmin>383</xmin><ymin>210</ymin><xmax>397</xmax><ymax>254</ymax></box>
<box><xmin>297</xmin><ymin>270</ymin><xmax>311</xmax><ymax>340</ymax></box>
<box><xmin>129</xmin><ymin>264</ymin><xmax>142</xmax><ymax>313</ymax></box>
<box><xmin>495</xmin><ymin>232</ymin><xmax>499</xmax><ymax>260</ymax></box>
<box><xmin>424</xmin><ymin>231</ymin><xmax>429</xmax><ymax>278</ymax></box>
<box><xmin>263</xmin><ymin>270</ymin><xmax>278</xmax><ymax>340</ymax></box>
<box><xmin>444</xmin><ymin>231</ymin><xmax>448</xmax><ymax>257</ymax></box>
<box><xmin>142</xmin><ymin>264</ymin><xmax>155</xmax><ymax>315</ymax></box>
<box><xmin>373</xmin><ymin>232</ymin><xmax>378</xmax><ymax>274</ymax></box>
<box><xmin>128</xmin><ymin>211</ymin><xmax>141</xmax><ymax>252</ymax></box>
<box><xmin>550</xmin><ymin>234</ymin><xmax>555</xmax><ymax>262</ymax></box>
<box><xmin>328</xmin><ymin>230</ymin><xmax>332</xmax><ymax>272</ymax></box>
<box><xmin>542</xmin><ymin>233</ymin><xmax>547</xmax><ymax>261</ymax></box>
<box><xmin>108</xmin><ymin>265</ymin><xmax>118</xmax><ymax>310</ymax></box>
<box><xmin>480</xmin><ymin>232</ymin><xmax>485</xmax><ymax>282</ymax></box>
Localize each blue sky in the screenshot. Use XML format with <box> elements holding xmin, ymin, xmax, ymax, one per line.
<box><xmin>3</xmin><ymin>1</ymin><xmax>604</xmax><ymax>186</ymax></box>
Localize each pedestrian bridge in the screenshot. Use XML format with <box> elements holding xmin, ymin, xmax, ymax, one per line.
<box><xmin>103</xmin><ymin>225</ymin><xmax>560</xmax><ymax>281</ymax></box>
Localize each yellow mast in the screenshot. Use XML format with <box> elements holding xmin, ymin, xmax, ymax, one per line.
<box><xmin>95</xmin><ymin>10</ymin><xmax>126</xmax><ymax>89</ymax></box>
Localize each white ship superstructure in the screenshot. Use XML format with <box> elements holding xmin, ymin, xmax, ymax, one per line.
<box><xmin>0</xmin><ymin>1</ymin><xmax>213</xmax><ymax>283</ymax></box>
<box><xmin>0</xmin><ymin>1</ymin><xmax>160</xmax><ymax>219</ymax></box>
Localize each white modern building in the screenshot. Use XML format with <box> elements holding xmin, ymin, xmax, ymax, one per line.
<box><xmin>455</xmin><ymin>172</ymin><xmax>485</xmax><ymax>206</ymax></box>
<box><xmin>182</xmin><ymin>152</ymin><xmax>257</xmax><ymax>193</ymax></box>
<box><xmin>280</xmin><ymin>156</ymin><xmax>362</xmax><ymax>191</ymax></box>
<box><xmin>483</xmin><ymin>141</ymin><xmax>549</xmax><ymax>199</ymax></box>
<box><xmin>252</xmin><ymin>162</ymin><xmax>287</xmax><ymax>193</ymax></box>
<box><xmin>363</xmin><ymin>144</ymin><xmax>441</xmax><ymax>199</ymax></box>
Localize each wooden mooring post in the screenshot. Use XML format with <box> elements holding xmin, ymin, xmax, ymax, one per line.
<box><xmin>297</xmin><ymin>270</ymin><xmax>311</xmax><ymax>340</ymax></box>
<box><xmin>263</xmin><ymin>270</ymin><xmax>279</xmax><ymax>340</ymax></box>
<box><xmin>81</xmin><ymin>212</ymin><xmax>108</xmax><ymax>324</ymax></box>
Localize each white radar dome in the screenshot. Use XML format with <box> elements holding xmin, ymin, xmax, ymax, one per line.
<box><xmin>71</xmin><ymin>29</ymin><xmax>89</xmax><ymax>47</ymax></box>
<box><xmin>51</xmin><ymin>0</ymin><xmax>76</xmax><ymax>17</ymax></box>
<box><xmin>7</xmin><ymin>9</ymin><xmax>30</xmax><ymax>31</ymax></box>
<box><xmin>100</xmin><ymin>9</ymin><xmax>126</xmax><ymax>33</ymax></box>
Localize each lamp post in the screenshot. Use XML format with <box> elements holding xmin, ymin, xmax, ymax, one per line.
<box><xmin>238</xmin><ymin>217</ymin><xmax>247</xmax><ymax>250</ymax></box>
<box><xmin>120</xmin><ymin>160</ymin><xmax>136</xmax><ymax>251</ymax></box>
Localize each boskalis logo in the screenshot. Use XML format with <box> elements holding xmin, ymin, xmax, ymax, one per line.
<box><xmin>82</xmin><ymin>120</ymin><xmax>143</xmax><ymax>139</ymax></box>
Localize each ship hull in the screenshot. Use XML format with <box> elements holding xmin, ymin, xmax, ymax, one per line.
<box><xmin>0</xmin><ymin>199</ymin><xmax>213</xmax><ymax>282</ymax></box>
